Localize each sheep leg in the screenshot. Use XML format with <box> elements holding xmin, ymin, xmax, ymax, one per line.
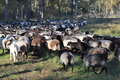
<box><xmin>15</xmin><ymin>52</ymin><xmax>18</xmax><ymax>62</ymax></box>
<box><xmin>93</xmin><ymin>67</ymin><xmax>98</xmax><ymax>74</ymax></box>
<box><xmin>10</xmin><ymin>51</ymin><xmax>13</xmax><ymax>61</ymax></box>
<box><xmin>87</xmin><ymin>67</ymin><xmax>90</xmax><ymax>74</ymax></box>
<box><xmin>62</xmin><ymin>63</ymin><xmax>66</xmax><ymax>71</ymax></box>
<box><xmin>71</xmin><ymin>64</ymin><xmax>74</xmax><ymax>73</ymax></box>
<box><xmin>2</xmin><ymin>49</ymin><xmax>4</xmax><ymax>54</ymax></box>
<box><xmin>13</xmin><ymin>52</ymin><xmax>16</xmax><ymax>62</ymax></box>
<box><xmin>100</xmin><ymin>66</ymin><xmax>107</xmax><ymax>74</ymax></box>
<box><xmin>25</xmin><ymin>52</ymin><xmax>28</xmax><ymax>59</ymax></box>
<box><xmin>104</xmin><ymin>66</ymin><xmax>107</xmax><ymax>74</ymax></box>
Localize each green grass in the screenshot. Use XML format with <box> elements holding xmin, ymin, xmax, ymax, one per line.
<box><xmin>1</xmin><ymin>18</ymin><xmax>120</xmax><ymax>80</ymax></box>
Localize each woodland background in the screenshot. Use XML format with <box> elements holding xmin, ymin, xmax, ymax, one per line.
<box><xmin>2</xmin><ymin>0</ymin><xmax>120</xmax><ymax>21</ymax></box>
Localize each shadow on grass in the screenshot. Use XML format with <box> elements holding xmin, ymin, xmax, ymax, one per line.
<box><xmin>0</xmin><ymin>52</ymin><xmax>55</xmax><ymax>68</ymax></box>
<box><xmin>107</xmin><ymin>57</ymin><xmax>120</xmax><ymax>76</ymax></box>
<box><xmin>0</xmin><ymin>70</ymin><xmax>32</xmax><ymax>79</ymax></box>
<box><xmin>39</xmin><ymin>75</ymin><xmax>71</xmax><ymax>80</ymax></box>
<box><xmin>0</xmin><ymin>49</ymin><xmax>9</xmax><ymax>56</ymax></box>
<box><xmin>52</xmin><ymin>67</ymin><xmax>64</xmax><ymax>72</ymax></box>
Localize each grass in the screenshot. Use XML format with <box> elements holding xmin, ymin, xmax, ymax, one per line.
<box><xmin>0</xmin><ymin>18</ymin><xmax>120</xmax><ymax>80</ymax></box>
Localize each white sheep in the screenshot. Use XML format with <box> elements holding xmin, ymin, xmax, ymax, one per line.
<box><xmin>9</xmin><ymin>42</ymin><xmax>18</xmax><ymax>62</ymax></box>
<box><xmin>62</xmin><ymin>36</ymin><xmax>78</xmax><ymax>47</ymax></box>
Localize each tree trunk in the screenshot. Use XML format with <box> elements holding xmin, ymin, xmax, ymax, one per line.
<box><xmin>118</xmin><ymin>4</ymin><xmax>120</xmax><ymax>18</ymax></box>
<box><xmin>12</xmin><ymin>0</ymin><xmax>16</xmax><ymax>20</ymax></box>
<box><xmin>71</xmin><ymin>0</ymin><xmax>74</xmax><ymax>17</ymax></box>
<box><xmin>58</xmin><ymin>0</ymin><xmax>61</xmax><ymax>17</ymax></box>
<box><xmin>37</xmin><ymin>0</ymin><xmax>44</xmax><ymax>21</ymax></box>
<box><xmin>25</xmin><ymin>0</ymin><xmax>30</xmax><ymax>21</ymax></box>
<box><xmin>40</xmin><ymin>0</ymin><xmax>44</xmax><ymax>19</ymax></box>
<box><xmin>75</xmin><ymin>0</ymin><xmax>78</xmax><ymax>18</ymax></box>
<box><xmin>106</xmin><ymin>0</ymin><xmax>108</xmax><ymax>17</ymax></box>
<box><xmin>4</xmin><ymin>0</ymin><xmax>8</xmax><ymax>22</ymax></box>
<box><xmin>87</xmin><ymin>1</ymin><xmax>90</xmax><ymax>19</ymax></box>
<box><xmin>94</xmin><ymin>1</ymin><xmax>96</xmax><ymax>18</ymax></box>
<box><xmin>37</xmin><ymin>0</ymin><xmax>40</xmax><ymax>21</ymax></box>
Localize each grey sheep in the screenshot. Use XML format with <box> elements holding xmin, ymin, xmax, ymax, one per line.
<box><xmin>81</xmin><ymin>53</ymin><xmax>107</xmax><ymax>74</ymax></box>
<box><xmin>59</xmin><ymin>51</ymin><xmax>74</xmax><ymax>73</ymax></box>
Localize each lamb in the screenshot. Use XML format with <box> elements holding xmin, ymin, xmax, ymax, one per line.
<box><xmin>81</xmin><ymin>53</ymin><xmax>108</xmax><ymax>74</ymax></box>
<box><xmin>9</xmin><ymin>42</ymin><xmax>18</xmax><ymax>62</ymax></box>
<box><xmin>59</xmin><ymin>51</ymin><xmax>74</xmax><ymax>73</ymax></box>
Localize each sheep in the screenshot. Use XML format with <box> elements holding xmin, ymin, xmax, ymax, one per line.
<box><xmin>72</xmin><ymin>33</ymin><xmax>94</xmax><ymax>42</ymax></box>
<box><xmin>59</xmin><ymin>51</ymin><xmax>74</xmax><ymax>73</ymax></box>
<box><xmin>81</xmin><ymin>53</ymin><xmax>108</xmax><ymax>74</ymax></box>
<box><xmin>1</xmin><ymin>35</ymin><xmax>15</xmax><ymax>53</ymax></box>
<box><xmin>87</xmin><ymin>40</ymin><xmax>101</xmax><ymax>48</ymax></box>
<box><xmin>31</xmin><ymin>35</ymin><xmax>46</xmax><ymax>57</ymax></box>
<box><xmin>7</xmin><ymin>39</ymin><xmax>30</xmax><ymax>61</ymax></box>
<box><xmin>99</xmin><ymin>40</ymin><xmax>112</xmax><ymax>51</ymax></box>
<box><xmin>0</xmin><ymin>38</ymin><xmax>5</xmax><ymax>53</ymax></box>
<box><xmin>88</xmin><ymin>47</ymin><xmax>109</xmax><ymax>58</ymax></box>
<box><xmin>50</xmin><ymin>34</ymin><xmax>64</xmax><ymax>50</ymax></box>
<box><xmin>83</xmin><ymin>37</ymin><xmax>100</xmax><ymax>48</ymax></box>
<box><xmin>62</xmin><ymin>36</ymin><xmax>78</xmax><ymax>47</ymax></box>
<box><xmin>83</xmin><ymin>36</ymin><xmax>112</xmax><ymax>51</ymax></box>
<box><xmin>18</xmin><ymin>36</ymin><xmax>31</xmax><ymax>43</ymax></box>
<box><xmin>15</xmin><ymin>40</ymin><xmax>30</xmax><ymax>59</ymax></box>
<box><xmin>66</xmin><ymin>38</ymin><xmax>85</xmax><ymax>53</ymax></box>
<box><xmin>9</xmin><ymin>42</ymin><xmax>18</xmax><ymax>62</ymax></box>
<box><xmin>0</xmin><ymin>34</ymin><xmax>5</xmax><ymax>38</ymax></box>
<box><xmin>46</xmin><ymin>39</ymin><xmax>60</xmax><ymax>54</ymax></box>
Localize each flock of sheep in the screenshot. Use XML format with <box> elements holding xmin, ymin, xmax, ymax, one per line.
<box><xmin>0</xmin><ymin>19</ymin><xmax>120</xmax><ymax>74</ymax></box>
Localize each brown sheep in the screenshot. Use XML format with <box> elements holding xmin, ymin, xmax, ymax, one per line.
<box><xmin>31</xmin><ymin>35</ymin><xmax>46</xmax><ymax>57</ymax></box>
<box><xmin>88</xmin><ymin>47</ymin><xmax>108</xmax><ymax>58</ymax></box>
